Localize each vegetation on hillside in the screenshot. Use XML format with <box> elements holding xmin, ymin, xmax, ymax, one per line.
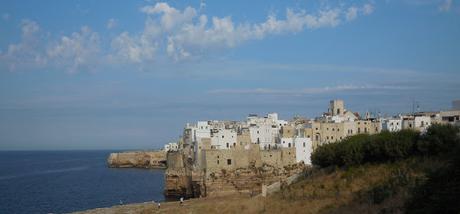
<box><xmin>311</xmin><ymin>124</ymin><xmax>460</xmax><ymax>213</ymax></box>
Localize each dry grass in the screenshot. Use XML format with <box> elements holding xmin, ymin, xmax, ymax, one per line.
<box><xmin>74</xmin><ymin>157</ymin><xmax>444</xmax><ymax>214</ymax></box>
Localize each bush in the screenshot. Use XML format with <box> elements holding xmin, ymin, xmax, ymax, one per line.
<box><xmin>417</xmin><ymin>124</ymin><xmax>460</xmax><ymax>156</ymax></box>
<box><xmin>311</xmin><ymin>124</ymin><xmax>459</xmax><ymax>168</ymax></box>
<box><xmin>405</xmin><ymin>146</ymin><xmax>460</xmax><ymax>213</ymax></box>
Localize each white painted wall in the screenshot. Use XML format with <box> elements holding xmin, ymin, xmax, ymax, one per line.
<box><xmin>382</xmin><ymin>119</ymin><xmax>402</xmax><ymax>132</ymax></box>
<box><xmin>211</xmin><ymin>128</ymin><xmax>237</xmax><ymax>150</ymax></box>
<box><xmin>294</xmin><ymin>137</ymin><xmax>313</xmax><ymax>165</ymax></box>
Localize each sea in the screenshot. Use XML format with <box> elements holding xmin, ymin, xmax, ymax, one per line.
<box><xmin>0</xmin><ymin>151</ymin><xmax>165</xmax><ymax>214</ymax></box>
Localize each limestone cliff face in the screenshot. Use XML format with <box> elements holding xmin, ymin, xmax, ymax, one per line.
<box><xmin>107</xmin><ymin>151</ymin><xmax>166</xmax><ymax>169</ymax></box>
<box><xmin>203</xmin><ymin>164</ymin><xmax>304</xmax><ymax>197</ymax></box>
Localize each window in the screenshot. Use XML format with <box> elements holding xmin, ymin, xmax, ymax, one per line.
<box><xmin>358</xmin><ymin>128</ymin><xmax>361</xmax><ymax>133</ymax></box>
<box><xmin>233</xmin><ymin>143</ymin><xmax>236</xmax><ymax>147</ymax></box>
<box><xmin>316</xmin><ymin>127</ymin><xmax>318</xmax><ymax>130</ymax></box>
<box><xmin>257</xmin><ymin>131</ymin><xmax>259</xmax><ymax>134</ymax></box>
<box><xmin>364</xmin><ymin>128</ymin><xmax>368</xmax><ymax>133</ymax></box>
<box><xmin>303</xmin><ymin>142</ymin><xmax>305</xmax><ymax>147</ymax></box>
<box><xmin>337</xmin><ymin>128</ymin><xmax>340</xmax><ymax>132</ymax></box>
<box><xmin>222</xmin><ymin>135</ymin><xmax>224</xmax><ymax>138</ymax></box>
<box><xmin>288</xmin><ymin>143</ymin><xmax>291</xmax><ymax>148</ymax></box>
<box><xmin>332</xmin><ymin>128</ymin><xmax>335</xmax><ymax>131</ymax></box>
<box><xmin>326</xmin><ymin>136</ymin><xmax>329</xmax><ymax>140</ymax></box>
<box><xmin>331</xmin><ymin>136</ymin><xmax>334</xmax><ymax>140</ymax></box>
<box><xmin>226</xmin><ymin>143</ymin><xmax>229</xmax><ymax>148</ymax></box>
<box><xmin>227</xmin><ymin>159</ymin><xmax>232</xmax><ymax>165</ymax></box>
<box><xmin>217</xmin><ymin>160</ymin><xmax>219</xmax><ymax>164</ymax></box>
<box><xmin>307</xmin><ymin>135</ymin><xmax>310</xmax><ymax>138</ymax></box>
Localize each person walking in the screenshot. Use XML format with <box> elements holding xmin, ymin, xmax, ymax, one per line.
<box><xmin>180</xmin><ymin>197</ymin><xmax>184</xmax><ymax>206</ymax></box>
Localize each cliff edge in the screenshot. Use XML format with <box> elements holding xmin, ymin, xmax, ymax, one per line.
<box><xmin>107</xmin><ymin>151</ymin><xmax>167</xmax><ymax>169</ymax></box>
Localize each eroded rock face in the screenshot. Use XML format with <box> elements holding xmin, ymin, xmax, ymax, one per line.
<box><xmin>163</xmin><ymin>157</ymin><xmax>305</xmax><ymax>198</ymax></box>
<box><xmin>203</xmin><ymin>164</ymin><xmax>304</xmax><ymax>197</ymax></box>
<box><xmin>107</xmin><ymin>151</ymin><xmax>167</xmax><ymax>168</ymax></box>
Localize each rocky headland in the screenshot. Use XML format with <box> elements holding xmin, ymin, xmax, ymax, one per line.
<box><xmin>107</xmin><ymin>150</ymin><xmax>167</xmax><ymax>169</ymax></box>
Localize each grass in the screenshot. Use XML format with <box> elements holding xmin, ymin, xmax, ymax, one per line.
<box><xmin>75</xmin><ymin>157</ymin><xmax>445</xmax><ymax>214</ymax></box>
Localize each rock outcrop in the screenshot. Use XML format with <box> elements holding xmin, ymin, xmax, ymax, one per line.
<box><xmin>107</xmin><ymin>151</ymin><xmax>167</xmax><ymax>169</ymax></box>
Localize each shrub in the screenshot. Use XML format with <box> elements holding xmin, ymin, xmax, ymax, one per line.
<box><xmin>311</xmin><ymin>124</ymin><xmax>460</xmax><ymax>168</ymax></box>
<box><xmin>417</xmin><ymin>124</ymin><xmax>460</xmax><ymax>156</ymax></box>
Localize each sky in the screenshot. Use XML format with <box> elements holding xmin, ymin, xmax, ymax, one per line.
<box><xmin>0</xmin><ymin>0</ymin><xmax>459</xmax><ymax>150</ymax></box>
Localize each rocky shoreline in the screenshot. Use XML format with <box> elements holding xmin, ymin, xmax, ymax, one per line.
<box><xmin>107</xmin><ymin>150</ymin><xmax>167</xmax><ymax>169</ymax></box>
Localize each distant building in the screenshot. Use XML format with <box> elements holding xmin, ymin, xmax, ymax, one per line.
<box><xmin>382</xmin><ymin>118</ymin><xmax>403</xmax><ymax>132</ymax></box>
<box><xmin>164</xmin><ymin>142</ymin><xmax>179</xmax><ymax>152</ymax></box>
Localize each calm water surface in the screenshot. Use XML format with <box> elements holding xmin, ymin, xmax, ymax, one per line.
<box><xmin>0</xmin><ymin>151</ymin><xmax>164</xmax><ymax>214</ymax></box>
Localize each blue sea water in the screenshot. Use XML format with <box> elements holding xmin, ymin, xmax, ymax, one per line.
<box><xmin>0</xmin><ymin>151</ymin><xmax>165</xmax><ymax>214</ymax></box>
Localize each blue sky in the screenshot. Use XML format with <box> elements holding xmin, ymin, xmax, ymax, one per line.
<box><xmin>0</xmin><ymin>0</ymin><xmax>459</xmax><ymax>150</ymax></box>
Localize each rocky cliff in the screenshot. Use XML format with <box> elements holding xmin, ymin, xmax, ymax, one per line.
<box><xmin>107</xmin><ymin>151</ymin><xmax>167</xmax><ymax>169</ymax></box>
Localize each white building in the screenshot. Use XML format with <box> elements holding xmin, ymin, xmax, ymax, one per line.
<box><xmin>280</xmin><ymin>137</ymin><xmax>294</xmax><ymax>148</ymax></box>
<box><xmin>164</xmin><ymin>142</ymin><xmax>179</xmax><ymax>152</ymax></box>
<box><xmin>249</xmin><ymin>124</ymin><xmax>276</xmax><ymax>149</ymax></box>
<box><xmin>211</xmin><ymin>128</ymin><xmax>237</xmax><ymax>149</ymax></box>
<box><xmin>280</xmin><ymin>137</ymin><xmax>313</xmax><ymax>164</ymax></box>
<box><xmin>294</xmin><ymin>137</ymin><xmax>313</xmax><ymax>165</ymax></box>
<box><xmin>382</xmin><ymin>118</ymin><xmax>403</xmax><ymax>132</ymax></box>
<box><xmin>402</xmin><ymin>116</ymin><xmax>431</xmax><ymax>132</ymax></box>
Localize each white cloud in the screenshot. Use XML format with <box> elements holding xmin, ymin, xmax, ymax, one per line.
<box><xmin>1</xmin><ymin>19</ymin><xmax>47</xmax><ymax>71</ymax></box>
<box><xmin>1</xmin><ymin>2</ymin><xmax>377</xmax><ymax>71</ymax></box>
<box><xmin>110</xmin><ymin>17</ymin><xmax>160</xmax><ymax>63</ymax></box>
<box><xmin>140</xmin><ymin>2</ymin><xmax>375</xmax><ymax>61</ymax></box>
<box><xmin>346</xmin><ymin>7</ymin><xmax>359</xmax><ymax>21</ymax></box>
<box><xmin>140</xmin><ymin>2</ymin><xmax>197</xmax><ymax>32</ymax></box>
<box><xmin>439</xmin><ymin>0</ymin><xmax>452</xmax><ymax>11</ymax></box>
<box><xmin>363</xmin><ymin>3</ymin><xmax>375</xmax><ymax>15</ymax></box>
<box><xmin>46</xmin><ymin>26</ymin><xmax>101</xmax><ymax>72</ymax></box>
<box><xmin>106</xmin><ymin>18</ymin><xmax>117</xmax><ymax>29</ymax></box>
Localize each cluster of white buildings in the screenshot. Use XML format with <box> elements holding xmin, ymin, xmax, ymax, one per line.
<box><xmin>165</xmin><ymin>99</ymin><xmax>460</xmax><ymax>166</ymax></box>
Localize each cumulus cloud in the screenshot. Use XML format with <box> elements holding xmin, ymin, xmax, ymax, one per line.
<box><xmin>363</xmin><ymin>3</ymin><xmax>375</xmax><ymax>15</ymax></box>
<box><xmin>1</xmin><ymin>2</ymin><xmax>376</xmax><ymax>71</ymax></box>
<box><xmin>46</xmin><ymin>26</ymin><xmax>101</xmax><ymax>72</ymax></box>
<box><xmin>130</xmin><ymin>2</ymin><xmax>376</xmax><ymax>61</ymax></box>
<box><xmin>1</xmin><ymin>19</ymin><xmax>47</xmax><ymax>71</ymax></box>
<box><xmin>110</xmin><ymin>17</ymin><xmax>160</xmax><ymax>63</ymax></box>
<box><xmin>346</xmin><ymin>7</ymin><xmax>359</xmax><ymax>21</ymax></box>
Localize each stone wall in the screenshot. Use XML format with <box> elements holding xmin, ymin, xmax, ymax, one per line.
<box><xmin>164</xmin><ymin>142</ymin><xmax>304</xmax><ymax>199</ymax></box>
<box><xmin>107</xmin><ymin>151</ymin><xmax>166</xmax><ymax>168</ymax></box>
